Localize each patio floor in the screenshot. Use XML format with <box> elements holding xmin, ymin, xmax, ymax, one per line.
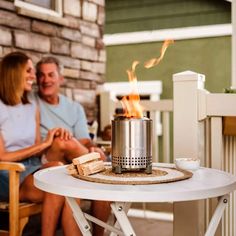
<box><xmin>128</xmin><ymin>216</ymin><xmax>173</xmax><ymax>236</ymax></box>
<box><xmin>103</xmin><ymin>208</ymin><xmax>173</xmax><ymax>236</ymax></box>
<box><xmin>23</xmin><ymin>208</ymin><xmax>173</xmax><ymax>236</ymax></box>
<box><xmin>54</xmin><ymin>216</ymin><xmax>173</xmax><ymax>236</ymax></box>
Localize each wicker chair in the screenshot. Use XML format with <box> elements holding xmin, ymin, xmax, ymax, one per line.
<box><xmin>0</xmin><ymin>162</ymin><xmax>42</xmax><ymax>236</ymax></box>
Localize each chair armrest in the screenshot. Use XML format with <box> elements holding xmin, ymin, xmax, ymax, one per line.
<box><xmin>0</xmin><ymin>161</ymin><xmax>25</xmax><ymax>172</ymax></box>
<box><xmin>0</xmin><ymin>162</ymin><xmax>25</xmax><ymax>201</ymax></box>
<box><xmin>0</xmin><ymin>161</ymin><xmax>26</xmax><ymax>232</ymax></box>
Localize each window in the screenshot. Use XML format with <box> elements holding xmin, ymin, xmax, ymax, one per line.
<box><xmin>24</xmin><ymin>0</ymin><xmax>53</xmax><ymax>10</ymax></box>
<box><xmin>14</xmin><ymin>0</ymin><xmax>62</xmax><ymax>17</ymax></box>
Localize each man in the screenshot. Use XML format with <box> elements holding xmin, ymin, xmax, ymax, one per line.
<box><xmin>35</xmin><ymin>56</ymin><xmax>110</xmax><ymax>236</ymax></box>
<box><xmin>35</xmin><ymin>56</ymin><xmax>106</xmax><ymax>160</ymax></box>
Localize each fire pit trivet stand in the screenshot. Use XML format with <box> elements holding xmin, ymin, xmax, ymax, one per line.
<box><xmin>72</xmin><ymin>163</ymin><xmax>193</xmax><ymax>185</ymax></box>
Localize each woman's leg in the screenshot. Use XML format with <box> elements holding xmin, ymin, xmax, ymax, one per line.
<box><xmin>91</xmin><ymin>201</ymin><xmax>111</xmax><ymax>236</ymax></box>
<box><xmin>19</xmin><ymin>161</ymin><xmax>67</xmax><ymax>236</ymax></box>
<box><xmin>19</xmin><ymin>174</ymin><xmax>64</xmax><ymax>236</ymax></box>
<box><xmin>45</xmin><ymin>137</ymin><xmax>89</xmax><ymax>164</ymax></box>
<box><xmin>19</xmin><ymin>161</ymin><xmax>64</xmax><ymax>202</ymax></box>
<box><xmin>19</xmin><ymin>173</ymin><xmax>43</xmax><ymax>202</ymax></box>
<box><xmin>41</xmin><ymin>192</ymin><xmax>65</xmax><ymax>236</ymax></box>
<box><xmin>61</xmin><ymin>199</ymin><xmax>82</xmax><ymax>236</ymax></box>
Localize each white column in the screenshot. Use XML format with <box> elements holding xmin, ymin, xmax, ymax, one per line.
<box><xmin>173</xmin><ymin>70</ymin><xmax>205</xmax><ymax>159</ymax></box>
<box><xmin>232</xmin><ymin>1</ymin><xmax>236</xmax><ymax>87</ymax></box>
<box><xmin>173</xmin><ymin>71</ymin><xmax>206</xmax><ymax>236</ymax></box>
<box><xmin>99</xmin><ymin>91</ymin><xmax>116</xmax><ymax>131</ymax></box>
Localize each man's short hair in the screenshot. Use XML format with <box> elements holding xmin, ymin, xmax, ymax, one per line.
<box><xmin>36</xmin><ymin>56</ymin><xmax>63</xmax><ymax>77</ymax></box>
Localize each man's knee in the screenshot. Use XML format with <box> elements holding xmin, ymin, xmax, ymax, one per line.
<box><xmin>43</xmin><ymin>161</ymin><xmax>64</xmax><ymax>168</ymax></box>
<box><xmin>63</xmin><ymin>138</ymin><xmax>88</xmax><ymax>153</ymax></box>
<box><xmin>51</xmin><ymin>137</ymin><xmax>88</xmax><ymax>158</ymax></box>
<box><xmin>52</xmin><ymin>137</ymin><xmax>67</xmax><ymax>151</ymax></box>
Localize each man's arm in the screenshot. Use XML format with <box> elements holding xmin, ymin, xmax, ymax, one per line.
<box><xmin>73</xmin><ymin>103</ymin><xmax>107</xmax><ymax>160</ymax></box>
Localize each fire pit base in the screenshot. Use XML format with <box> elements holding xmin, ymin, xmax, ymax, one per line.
<box><xmin>112</xmin><ymin>164</ymin><xmax>152</xmax><ymax>174</ymax></box>
<box><xmin>71</xmin><ymin>163</ymin><xmax>193</xmax><ymax>185</ymax></box>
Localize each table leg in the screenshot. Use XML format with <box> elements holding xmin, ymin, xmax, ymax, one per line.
<box><xmin>205</xmin><ymin>194</ymin><xmax>229</xmax><ymax>236</ymax></box>
<box><xmin>84</xmin><ymin>212</ymin><xmax>124</xmax><ymax>235</ymax></box>
<box><xmin>66</xmin><ymin>197</ymin><xmax>125</xmax><ymax>235</ymax></box>
<box><xmin>66</xmin><ymin>197</ymin><xmax>92</xmax><ymax>236</ymax></box>
<box><xmin>110</xmin><ymin>202</ymin><xmax>131</xmax><ymax>236</ymax></box>
<box><xmin>110</xmin><ymin>202</ymin><xmax>136</xmax><ymax>236</ymax></box>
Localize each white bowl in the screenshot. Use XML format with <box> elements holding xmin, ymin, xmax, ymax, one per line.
<box><xmin>175</xmin><ymin>158</ymin><xmax>200</xmax><ymax>171</ymax></box>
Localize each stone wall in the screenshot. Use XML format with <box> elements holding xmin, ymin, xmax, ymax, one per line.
<box><xmin>0</xmin><ymin>0</ymin><xmax>106</xmax><ymax>122</ymax></box>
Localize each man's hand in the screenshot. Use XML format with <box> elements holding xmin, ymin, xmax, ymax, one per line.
<box><xmin>89</xmin><ymin>146</ymin><xmax>107</xmax><ymax>161</ymax></box>
<box><xmin>44</xmin><ymin>127</ymin><xmax>73</xmax><ymax>148</ymax></box>
<box><xmin>54</xmin><ymin>128</ymin><xmax>73</xmax><ymax>140</ymax></box>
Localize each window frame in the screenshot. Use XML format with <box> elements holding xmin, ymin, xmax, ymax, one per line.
<box><xmin>14</xmin><ymin>0</ymin><xmax>62</xmax><ymax>17</ymax></box>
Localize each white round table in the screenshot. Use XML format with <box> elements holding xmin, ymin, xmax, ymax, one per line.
<box><xmin>34</xmin><ymin>163</ymin><xmax>236</xmax><ymax>236</ymax></box>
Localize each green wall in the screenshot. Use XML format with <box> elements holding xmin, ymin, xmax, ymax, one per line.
<box><xmin>105</xmin><ymin>0</ymin><xmax>231</xmax><ymax>96</ymax></box>
<box><xmin>105</xmin><ymin>0</ymin><xmax>231</xmax><ymax>34</ymax></box>
<box><xmin>106</xmin><ymin>36</ymin><xmax>231</xmax><ymax>98</ymax></box>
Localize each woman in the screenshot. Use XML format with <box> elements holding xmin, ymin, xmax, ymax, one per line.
<box><xmin>0</xmin><ymin>51</ymin><xmax>82</xmax><ymax>236</ymax></box>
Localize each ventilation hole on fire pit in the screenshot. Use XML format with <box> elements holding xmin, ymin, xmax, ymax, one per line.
<box><xmin>112</xmin><ymin>156</ymin><xmax>153</xmax><ymax>167</ymax></box>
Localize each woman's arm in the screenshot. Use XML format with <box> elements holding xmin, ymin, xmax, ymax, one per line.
<box><xmin>0</xmin><ymin>105</ymin><xmax>59</xmax><ymax>162</ymax></box>
<box><xmin>35</xmin><ymin>106</ymin><xmax>41</xmax><ymax>145</ymax></box>
<box><xmin>0</xmin><ymin>128</ymin><xmax>59</xmax><ymax>162</ymax></box>
<box><xmin>0</xmin><ymin>104</ymin><xmax>73</xmax><ymax>162</ymax></box>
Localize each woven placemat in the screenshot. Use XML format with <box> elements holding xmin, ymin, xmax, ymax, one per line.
<box><xmin>72</xmin><ymin>166</ymin><xmax>193</xmax><ymax>185</ymax></box>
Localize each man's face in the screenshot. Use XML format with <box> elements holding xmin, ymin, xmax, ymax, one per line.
<box><xmin>37</xmin><ymin>63</ymin><xmax>63</xmax><ymax>99</ymax></box>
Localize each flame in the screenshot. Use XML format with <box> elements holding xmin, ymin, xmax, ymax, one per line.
<box><xmin>120</xmin><ymin>61</ymin><xmax>143</xmax><ymax>118</ymax></box>
<box><xmin>120</xmin><ymin>39</ymin><xmax>174</xmax><ymax>118</ymax></box>
<box><xmin>144</xmin><ymin>39</ymin><xmax>174</xmax><ymax>69</ymax></box>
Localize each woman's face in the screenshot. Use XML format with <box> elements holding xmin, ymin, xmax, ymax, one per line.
<box><xmin>23</xmin><ymin>59</ymin><xmax>36</xmax><ymax>92</ymax></box>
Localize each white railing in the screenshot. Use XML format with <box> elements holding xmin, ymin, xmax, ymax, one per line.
<box><xmin>222</xmin><ymin>136</ymin><xmax>236</xmax><ymax>236</ymax></box>
<box><xmin>173</xmin><ymin>71</ymin><xmax>236</xmax><ymax>236</ymax></box>
<box><xmin>205</xmin><ymin>119</ymin><xmax>236</xmax><ymax>236</ymax></box>
<box><xmin>140</xmin><ymin>99</ymin><xmax>173</xmax><ymax>163</ymax></box>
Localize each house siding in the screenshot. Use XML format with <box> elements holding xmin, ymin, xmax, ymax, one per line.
<box><xmin>106</xmin><ymin>36</ymin><xmax>231</xmax><ymax>98</ymax></box>
<box><xmin>105</xmin><ymin>0</ymin><xmax>231</xmax><ymax>97</ymax></box>
<box><xmin>105</xmin><ymin>0</ymin><xmax>231</xmax><ymax>34</ymax></box>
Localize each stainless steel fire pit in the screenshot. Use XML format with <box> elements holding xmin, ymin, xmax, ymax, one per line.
<box><xmin>111</xmin><ymin>116</ymin><xmax>152</xmax><ymax>174</ymax></box>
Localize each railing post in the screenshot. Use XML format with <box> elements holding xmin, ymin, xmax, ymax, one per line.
<box><xmin>172</xmin><ymin>71</ymin><xmax>206</xmax><ymax>236</ymax></box>
<box><xmin>173</xmin><ymin>70</ymin><xmax>205</xmax><ymax>158</ymax></box>
<box><xmin>99</xmin><ymin>91</ymin><xmax>116</xmax><ymax>132</ymax></box>
<box><xmin>232</xmin><ymin>0</ymin><xmax>236</xmax><ymax>87</ymax></box>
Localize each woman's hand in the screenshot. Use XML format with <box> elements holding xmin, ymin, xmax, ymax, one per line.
<box><xmin>43</xmin><ymin>128</ymin><xmax>59</xmax><ymax>147</ymax></box>
<box><xmin>43</xmin><ymin>128</ymin><xmax>72</xmax><ymax>147</ymax></box>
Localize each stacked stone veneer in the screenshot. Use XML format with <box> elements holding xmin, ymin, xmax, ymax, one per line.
<box><xmin>0</xmin><ymin>0</ymin><xmax>105</xmax><ymax>122</ymax></box>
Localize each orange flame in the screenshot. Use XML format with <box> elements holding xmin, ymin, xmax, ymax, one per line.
<box><xmin>144</xmin><ymin>39</ymin><xmax>174</xmax><ymax>69</ymax></box>
<box><xmin>120</xmin><ymin>39</ymin><xmax>174</xmax><ymax>118</ymax></box>
<box><xmin>121</xmin><ymin>61</ymin><xmax>143</xmax><ymax>118</ymax></box>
